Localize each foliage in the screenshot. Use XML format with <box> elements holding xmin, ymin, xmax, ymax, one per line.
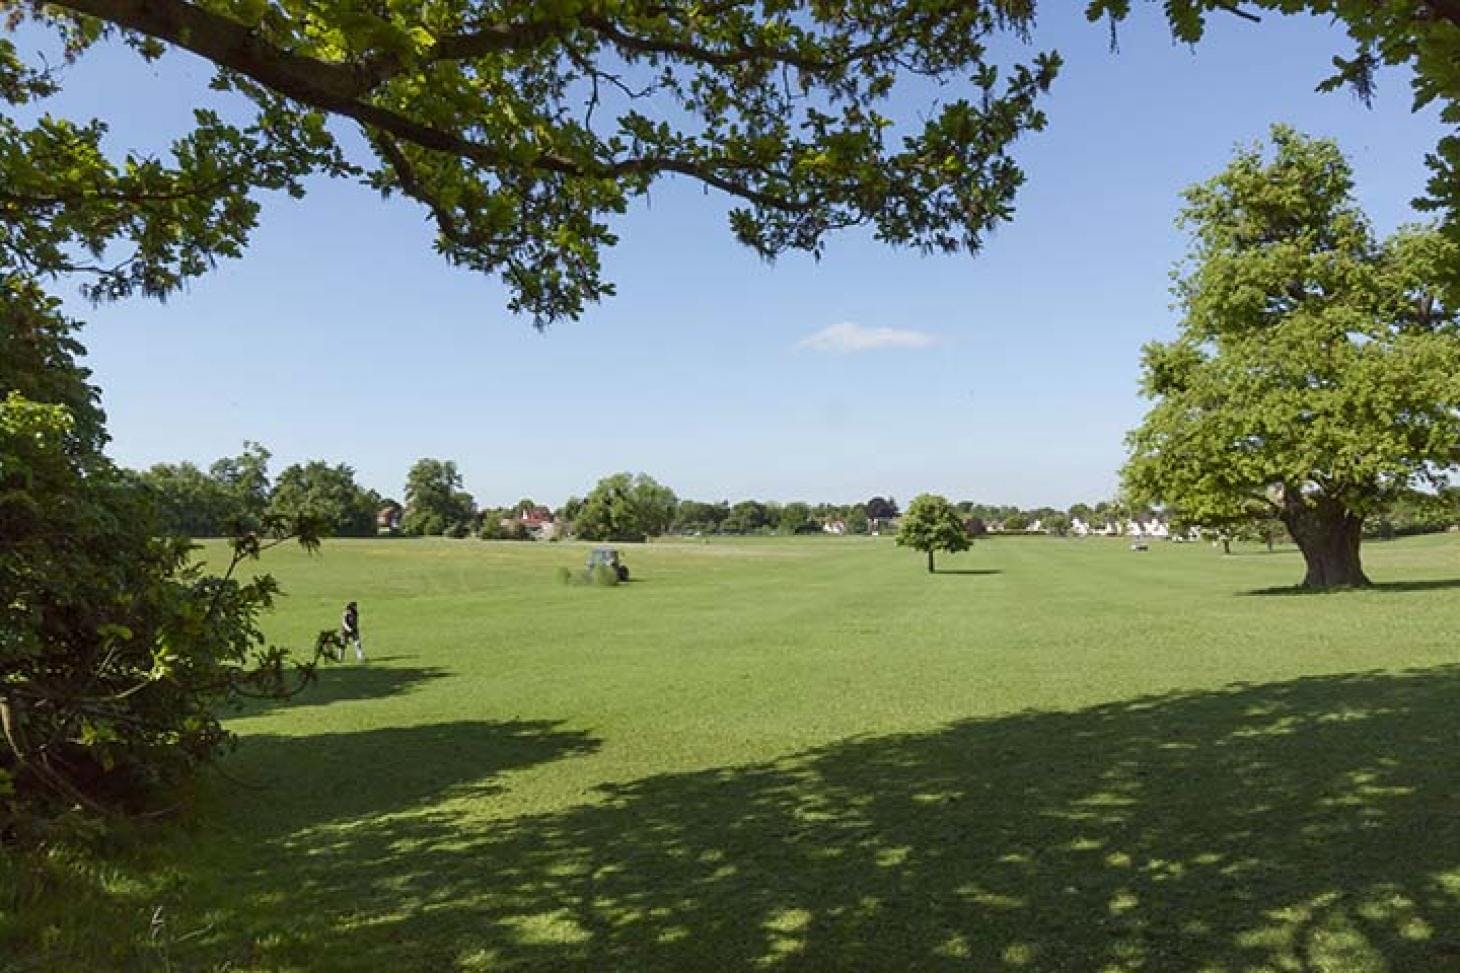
<box><xmin>9</xmin><ymin>3</ymin><xmax>1460</xmax><ymax>326</ymax></box>
<box><xmin>866</xmin><ymin>497</ymin><xmax>900</xmax><ymax>522</ymax></box>
<box><xmin>777</xmin><ymin>502</ymin><xmax>815</xmax><ymax>536</ymax></box>
<box><xmin>133</xmin><ymin>461</ymin><xmax>239</xmax><ymax>536</ymax></box>
<box><xmin>721</xmin><ymin>500</ymin><xmax>771</xmax><ymax>536</ymax></box>
<box><xmin>673</xmin><ymin>500</ymin><xmax>729</xmax><ymax>535</ymax></box>
<box><xmin>481</xmin><ymin>512</ymin><xmax>535</xmax><ymax>541</ymax></box>
<box><xmin>574</xmin><ymin>472</ymin><xmax>677</xmax><ymax>543</ymax></box>
<box><xmin>1119</xmin><ymin>0</ymin><xmax>1460</xmax><ymax>257</ymax></box>
<box><xmin>1002</xmin><ymin>514</ymin><xmax>1031</xmax><ymax>531</ymax></box>
<box><xmin>207</xmin><ymin>441</ymin><xmax>272</xmax><ymax>530</ymax></box>
<box><xmin>1367</xmin><ymin>489</ymin><xmax>1460</xmax><ymax>539</ymax></box>
<box><xmin>268</xmin><ymin>460</ymin><xmax>380</xmax><ymax>537</ymax></box>
<box><xmin>1043</xmin><ymin>513</ymin><xmax>1071</xmax><ymax>536</ymax></box>
<box><xmin>1125</xmin><ymin>127</ymin><xmax>1460</xmax><ymax>588</ymax></box>
<box><xmin>896</xmin><ymin>493</ymin><xmax>972</xmax><ymax>572</ymax></box>
<box><xmin>591</xmin><ymin>564</ymin><xmax>622</xmax><ymax>587</ymax></box>
<box><xmin>4</xmin><ymin>1</ymin><xmax>1067</xmax><ymax>325</ymax></box>
<box><xmin>401</xmin><ymin>458</ymin><xmax>475</xmax><ymax>536</ymax></box>
<box><xmin>0</xmin><ymin>281</ymin><xmax>335</xmax><ymax>834</ymax></box>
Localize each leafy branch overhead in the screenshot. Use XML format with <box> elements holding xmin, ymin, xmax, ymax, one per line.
<box><xmin>4</xmin><ymin>1</ymin><xmax>1460</xmax><ymax>325</ymax></box>
<box><xmin>4</xmin><ymin>0</ymin><xmax>1063</xmax><ymax>323</ymax></box>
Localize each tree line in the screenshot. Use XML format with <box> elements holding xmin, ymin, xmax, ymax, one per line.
<box><xmin>128</xmin><ymin>452</ymin><xmax>1139</xmax><ymax>544</ymax></box>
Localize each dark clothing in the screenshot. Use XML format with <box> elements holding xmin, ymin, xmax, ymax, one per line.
<box><xmin>342</xmin><ymin>605</ymin><xmax>359</xmax><ymax>635</ymax></box>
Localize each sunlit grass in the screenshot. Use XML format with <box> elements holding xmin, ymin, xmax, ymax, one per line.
<box><xmin>7</xmin><ymin>533</ymin><xmax>1460</xmax><ymax>970</ymax></box>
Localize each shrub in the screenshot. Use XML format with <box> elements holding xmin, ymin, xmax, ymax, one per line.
<box><xmin>555</xmin><ymin>566</ymin><xmax>573</xmax><ymax>585</ymax></box>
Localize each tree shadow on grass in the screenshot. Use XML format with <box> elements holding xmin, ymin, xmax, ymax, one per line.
<box><xmin>1243</xmin><ymin>578</ymin><xmax>1460</xmax><ymax>596</ymax></box>
<box><xmin>214</xmin><ymin>720</ymin><xmax>603</xmax><ymax>835</ymax></box>
<box><xmin>933</xmin><ymin>568</ymin><xmax>1002</xmax><ymax>576</ymax></box>
<box><xmin>230</xmin><ymin>660</ymin><xmax>450</xmax><ymax>718</ymax></box>
<box><xmin>167</xmin><ymin>665</ymin><xmax>1460</xmax><ymax>972</ymax></box>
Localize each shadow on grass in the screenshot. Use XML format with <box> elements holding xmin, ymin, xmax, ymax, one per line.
<box><xmin>215</xmin><ymin>719</ymin><xmax>603</xmax><ymax>834</ymax></box>
<box><xmin>164</xmin><ymin>665</ymin><xmax>1460</xmax><ymax>972</ymax></box>
<box><xmin>933</xmin><ymin>568</ymin><xmax>1002</xmax><ymax>576</ymax></box>
<box><xmin>231</xmin><ymin>660</ymin><xmax>450</xmax><ymax>718</ymax></box>
<box><xmin>1243</xmin><ymin>578</ymin><xmax>1460</xmax><ymax>597</ymax></box>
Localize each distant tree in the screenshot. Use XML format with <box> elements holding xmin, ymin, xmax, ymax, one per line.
<box><xmin>674</xmin><ymin>500</ymin><xmax>729</xmax><ymax>534</ymax></box>
<box><xmin>1044</xmin><ymin>513</ymin><xmax>1071</xmax><ymax>537</ymax></box>
<box><xmin>965</xmin><ymin>516</ymin><xmax>989</xmax><ymax>537</ymax></box>
<box><xmin>208</xmin><ymin>441</ymin><xmax>272</xmax><ymax>529</ymax></box>
<box><xmin>845</xmin><ymin>506</ymin><xmax>871</xmax><ymax>535</ymax></box>
<box><xmin>135</xmin><ymin>461</ymin><xmax>238</xmax><ymax>536</ymax></box>
<box><xmin>1368</xmin><ymin>489</ymin><xmax>1458</xmax><ymax>539</ymax></box>
<box><xmin>268</xmin><ymin>461</ymin><xmax>380</xmax><ymax>537</ymax></box>
<box><xmin>1002</xmin><ymin>513</ymin><xmax>1030</xmax><ymax>532</ymax></box>
<box><xmin>402</xmin><ymin>458</ymin><xmax>475</xmax><ymax>536</ymax></box>
<box><xmin>778</xmin><ymin>502</ymin><xmax>814</xmax><ymax>535</ymax></box>
<box><xmin>558</xmin><ymin>497</ymin><xmax>585</xmax><ymax>524</ymax></box>
<box><xmin>896</xmin><ymin>494</ymin><xmax>972</xmax><ymax>573</ymax></box>
<box><xmin>1125</xmin><ymin>128</ymin><xmax>1460</xmax><ymax>588</ymax></box>
<box><xmin>574</xmin><ymin>473</ymin><xmax>678</xmax><ymax>542</ymax></box>
<box><xmin>866</xmin><ymin>497</ymin><xmax>900</xmax><ymax>521</ymax></box>
<box><xmin>1067</xmin><ymin>503</ymin><xmax>1094</xmax><ymax>524</ymax></box>
<box><xmin>722</xmin><ymin>500</ymin><xmax>771</xmax><ymax>535</ymax></box>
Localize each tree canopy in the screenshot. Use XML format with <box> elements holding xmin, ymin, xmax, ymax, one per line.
<box><xmin>8</xmin><ymin>1</ymin><xmax>1460</xmax><ymax>325</ymax></box>
<box><xmin>1</xmin><ymin>280</ymin><xmax>335</xmax><ymax>830</ymax></box>
<box><xmin>895</xmin><ymin>493</ymin><xmax>971</xmax><ymax>572</ymax></box>
<box><xmin>1124</xmin><ymin>126</ymin><xmax>1460</xmax><ymax>588</ymax></box>
<box><xmin>269</xmin><ymin>460</ymin><xmax>381</xmax><ymax>537</ymax></box>
<box><xmin>402</xmin><ymin>457</ymin><xmax>475</xmax><ymax>536</ymax></box>
<box><xmin>574</xmin><ymin>472</ymin><xmax>678</xmax><ymax>543</ymax></box>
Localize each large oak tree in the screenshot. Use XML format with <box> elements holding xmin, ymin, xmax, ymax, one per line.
<box><xmin>1124</xmin><ymin>127</ymin><xmax>1460</xmax><ymax>589</ymax></box>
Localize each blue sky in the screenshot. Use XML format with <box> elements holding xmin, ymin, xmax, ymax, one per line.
<box><xmin>30</xmin><ymin>9</ymin><xmax>1446</xmax><ymax>508</ymax></box>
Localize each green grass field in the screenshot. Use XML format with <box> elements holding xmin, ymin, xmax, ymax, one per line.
<box><xmin>9</xmin><ymin>534</ymin><xmax>1460</xmax><ymax>971</ymax></box>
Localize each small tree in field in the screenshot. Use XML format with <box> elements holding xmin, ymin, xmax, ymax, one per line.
<box><xmin>896</xmin><ymin>494</ymin><xmax>971</xmax><ymax>573</ymax></box>
<box><xmin>1125</xmin><ymin>127</ymin><xmax>1460</xmax><ymax>589</ymax></box>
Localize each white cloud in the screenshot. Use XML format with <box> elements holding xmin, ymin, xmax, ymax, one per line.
<box><xmin>795</xmin><ymin>322</ymin><xmax>938</xmax><ymax>354</ymax></box>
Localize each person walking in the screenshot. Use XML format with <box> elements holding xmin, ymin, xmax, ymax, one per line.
<box><xmin>340</xmin><ymin>600</ymin><xmax>365</xmax><ymax>662</ymax></box>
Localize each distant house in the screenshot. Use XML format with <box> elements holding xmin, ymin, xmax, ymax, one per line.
<box><xmin>376</xmin><ymin>502</ymin><xmax>402</xmax><ymax>533</ymax></box>
<box><xmin>823</xmin><ymin>519</ymin><xmax>848</xmax><ymax>535</ymax></box>
<box><xmin>503</xmin><ymin>504</ymin><xmax>559</xmax><ymax>540</ymax></box>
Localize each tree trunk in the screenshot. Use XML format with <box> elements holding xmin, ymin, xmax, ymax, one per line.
<box><xmin>1282</xmin><ymin>503</ymin><xmax>1369</xmax><ymax>589</ymax></box>
<box><xmin>1221</xmin><ymin>538</ymin><xmax>1231</xmax><ymax>555</ymax></box>
<box><xmin>927</xmin><ymin>550</ymin><xmax>935</xmax><ymax>573</ymax></box>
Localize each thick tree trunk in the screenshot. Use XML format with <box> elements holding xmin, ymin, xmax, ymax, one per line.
<box><xmin>927</xmin><ymin>550</ymin><xmax>935</xmax><ymax>573</ymax></box>
<box><xmin>1282</xmin><ymin>503</ymin><xmax>1369</xmax><ymax>589</ymax></box>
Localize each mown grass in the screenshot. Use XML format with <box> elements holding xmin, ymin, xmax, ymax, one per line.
<box><xmin>7</xmin><ymin>533</ymin><xmax>1460</xmax><ymax>971</ymax></box>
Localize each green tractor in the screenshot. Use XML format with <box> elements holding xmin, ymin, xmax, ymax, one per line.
<box><xmin>586</xmin><ymin>546</ymin><xmax>630</xmax><ymax>582</ymax></box>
